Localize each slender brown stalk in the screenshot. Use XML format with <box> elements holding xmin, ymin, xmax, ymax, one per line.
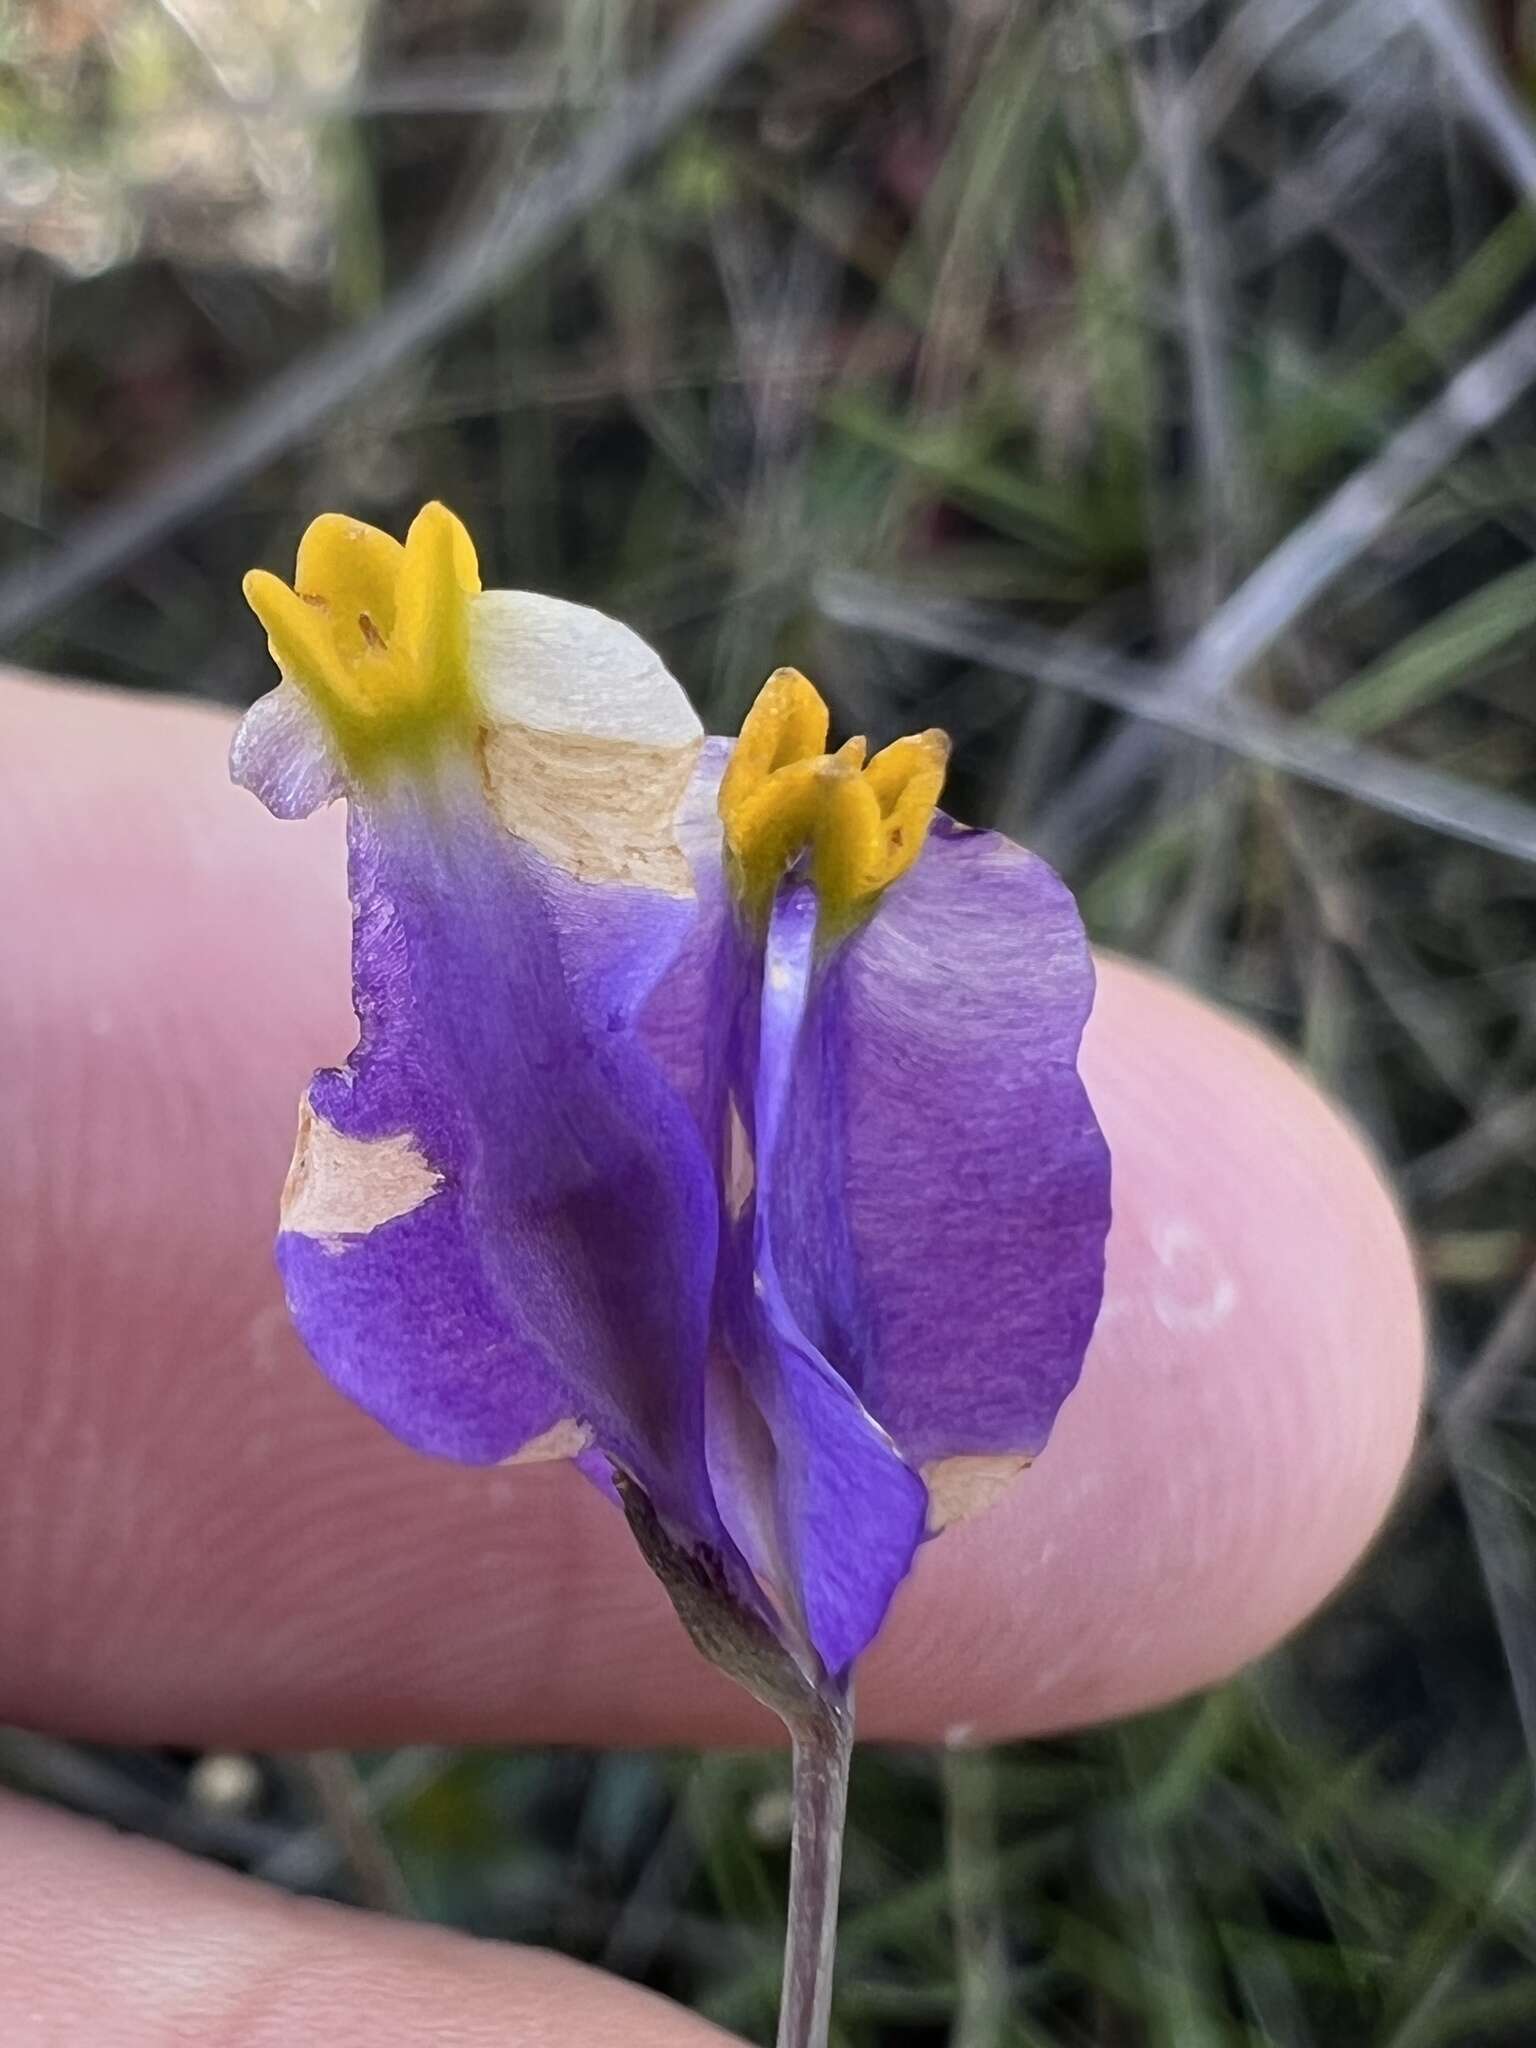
<box><xmin>778</xmin><ymin>1695</ymin><xmax>854</xmax><ymax>2048</ymax></box>
<box><xmin>616</xmin><ymin>1477</ymin><xmax>855</xmax><ymax>2048</ymax></box>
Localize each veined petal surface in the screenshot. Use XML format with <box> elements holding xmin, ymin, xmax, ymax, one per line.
<box><xmin>234</xmin><ymin>546</ymin><xmax>743</xmax><ymax>1570</ymax></box>
<box><xmin>277</xmin><ymin>773</ymin><xmax>729</xmax><ymax>1553</ymax></box>
<box><xmin>652</xmin><ymin>746</ymin><xmax>1109</xmax><ymax>1569</ymax></box>
<box><xmin>713</xmin><ymin>885</ymin><xmax>927</xmax><ymax>1679</ymax></box>
<box><xmin>770</xmin><ymin>817</ymin><xmax>1110</xmax><ymax>1492</ymax></box>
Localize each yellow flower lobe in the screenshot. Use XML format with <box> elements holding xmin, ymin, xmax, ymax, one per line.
<box><xmin>719</xmin><ymin>667</ymin><xmax>949</xmax><ymax>931</ymax></box>
<box><xmin>243</xmin><ymin>501</ymin><xmax>481</xmax><ymax>778</ymax></box>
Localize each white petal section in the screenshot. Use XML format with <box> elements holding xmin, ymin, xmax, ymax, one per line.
<box><xmin>499</xmin><ymin>1418</ymin><xmax>595</xmax><ymax>1465</ymax></box>
<box><xmin>471</xmin><ymin>590</ymin><xmax>702</xmax><ymax>744</ymax></box>
<box><xmin>280</xmin><ymin>1100</ymin><xmax>442</xmax><ymax>1242</ymax></box>
<box><xmin>470</xmin><ymin>589</ymin><xmax>703</xmax><ymax>895</ymax></box>
<box><xmin>229</xmin><ymin>680</ymin><xmax>343</xmax><ymax>820</ymax></box>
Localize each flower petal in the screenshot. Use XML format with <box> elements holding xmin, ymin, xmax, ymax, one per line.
<box><xmin>237</xmin><ymin>571</ymin><xmax>745</xmax><ymax>1570</ymax></box>
<box><xmin>471</xmin><ymin>591</ymin><xmax>703</xmax><ymax>897</ymax></box>
<box><xmin>470</xmin><ymin>590</ymin><xmax>701</xmax><ymax>747</ymax></box>
<box><xmin>275</xmin><ymin>762</ymin><xmax>740</xmax><ymax>1569</ymax></box>
<box><xmin>652</xmin><ymin>746</ymin><xmax>1109</xmax><ymax>1542</ymax></box>
<box><xmin>713</xmin><ymin>885</ymin><xmax>928</xmax><ymax>1678</ymax></box>
<box><xmin>229</xmin><ymin>680</ymin><xmax>342</xmax><ymax>820</ymax></box>
<box><xmin>771</xmin><ymin>817</ymin><xmax>1111</xmax><ymax>1499</ymax></box>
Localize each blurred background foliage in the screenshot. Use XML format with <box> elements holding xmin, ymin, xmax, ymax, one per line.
<box><xmin>5</xmin><ymin>0</ymin><xmax>1536</xmax><ymax>2041</ymax></box>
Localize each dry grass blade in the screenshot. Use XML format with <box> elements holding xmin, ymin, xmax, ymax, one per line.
<box><xmin>1453</xmin><ymin>1283</ymin><xmax>1536</xmax><ymax>1451</ymax></box>
<box><xmin>1171</xmin><ymin>298</ymin><xmax>1536</xmax><ymax>702</ymax></box>
<box><xmin>257</xmin><ymin>1748</ymin><xmax>451</xmax><ymax>1893</ymax></box>
<box><xmin>817</xmin><ymin>574</ymin><xmax>1536</xmax><ymax>865</ymax></box>
<box><xmin>293</xmin><ymin>1752</ymin><xmax>415</xmax><ymax>1918</ymax></box>
<box><xmin>1045</xmin><ymin>0</ymin><xmax>1536</xmax><ymax>852</ymax></box>
<box><xmin>1133</xmin><ymin>29</ymin><xmax>1243</xmax><ymax>631</ymax></box>
<box><xmin>1408</xmin><ymin>0</ymin><xmax>1536</xmax><ymax>202</ymax></box>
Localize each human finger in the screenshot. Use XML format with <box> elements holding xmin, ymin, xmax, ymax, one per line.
<box><xmin>0</xmin><ymin>1792</ymin><xmax>730</xmax><ymax>2045</ymax></box>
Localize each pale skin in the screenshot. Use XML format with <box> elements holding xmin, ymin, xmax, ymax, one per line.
<box><xmin>0</xmin><ymin>673</ymin><xmax>1424</xmax><ymax>2044</ymax></box>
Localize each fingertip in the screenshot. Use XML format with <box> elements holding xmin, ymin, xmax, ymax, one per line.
<box><xmin>0</xmin><ymin>1793</ymin><xmax>733</xmax><ymax>2046</ymax></box>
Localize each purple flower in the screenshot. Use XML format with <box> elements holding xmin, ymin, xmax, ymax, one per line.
<box><xmin>235</xmin><ymin>503</ymin><xmax>1111</xmax><ymax>1685</ymax></box>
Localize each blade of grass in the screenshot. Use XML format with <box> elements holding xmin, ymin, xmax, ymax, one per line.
<box><xmin>817</xmin><ymin>573</ymin><xmax>1536</xmax><ymax>865</ymax></box>
<box><xmin>1314</xmin><ymin>556</ymin><xmax>1536</xmax><ymax>735</ymax></box>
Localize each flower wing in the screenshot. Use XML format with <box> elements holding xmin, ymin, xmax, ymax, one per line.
<box><xmin>235</xmin><ymin>561</ymin><xmax>744</xmax><ymax>1569</ymax></box>
<box><xmin>771</xmin><ymin>817</ymin><xmax>1111</xmax><ymax>1528</ymax></box>
<box><xmin>278</xmin><ymin>792</ymin><xmax>722</xmax><ymax>1546</ymax></box>
<box><xmin>716</xmin><ymin>885</ymin><xmax>928</xmax><ymax>1679</ymax></box>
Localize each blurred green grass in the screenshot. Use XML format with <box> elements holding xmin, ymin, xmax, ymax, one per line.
<box><xmin>5</xmin><ymin>0</ymin><xmax>1536</xmax><ymax>2041</ymax></box>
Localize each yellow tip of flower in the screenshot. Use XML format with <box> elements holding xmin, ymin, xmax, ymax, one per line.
<box><xmin>243</xmin><ymin>501</ymin><xmax>482</xmax><ymax>778</ymax></box>
<box><xmin>717</xmin><ymin>667</ymin><xmax>829</xmax><ymax>823</ymax></box>
<box><xmin>719</xmin><ymin>668</ymin><xmax>949</xmax><ymax>930</ymax></box>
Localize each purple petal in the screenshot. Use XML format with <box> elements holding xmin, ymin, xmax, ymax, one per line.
<box><xmin>712</xmin><ymin>886</ymin><xmax>927</xmax><ymax>1678</ymax></box>
<box><xmin>650</xmin><ymin>744</ymin><xmax>1108</xmax><ymax>1546</ymax></box>
<box><xmin>277</xmin><ymin>763</ymin><xmax>730</xmax><ymax>1557</ymax></box>
<box><xmin>771</xmin><ymin>817</ymin><xmax>1111</xmax><ymax>1488</ymax></box>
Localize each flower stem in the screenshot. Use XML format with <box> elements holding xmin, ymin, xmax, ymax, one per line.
<box><xmin>777</xmin><ymin>1693</ymin><xmax>853</xmax><ymax>2048</ymax></box>
<box><xmin>612</xmin><ymin>1477</ymin><xmax>855</xmax><ymax>2048</ymax></box>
